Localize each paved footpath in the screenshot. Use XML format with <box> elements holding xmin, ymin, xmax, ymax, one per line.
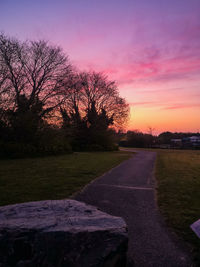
<box><xmin>74</xmin><ymin>150</ymin><xmax>192</xmax><ymax>267</ymax></box>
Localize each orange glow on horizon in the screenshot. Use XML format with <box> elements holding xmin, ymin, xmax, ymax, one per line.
<box><xmin>127</xmin><ymin>106</ymin><xmax>200</xmax><ymax>135</ymax></box>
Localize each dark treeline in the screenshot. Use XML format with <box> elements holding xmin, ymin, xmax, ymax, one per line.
<box><xmin>119</xmin><ymin>130</ymin><xmax>200</xmax><ymax>149</ymax></box>
<box><xmin>0</xmin><ymin>34</ymin><xmax>129</xmax><ymax>157</ymax></box>
<box><xmin>118</xmin><ymin>130</ymin><xmax>156</xmax><ymax>148</ymax></box>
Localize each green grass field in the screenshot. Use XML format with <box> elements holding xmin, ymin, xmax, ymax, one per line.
<box><xmin>0</xmin><ymin>151</ymin><xmax>132</xmax><ymax>206</ymax></box>
<box><xmin>1</xmin><ymin>147</ymin><xmax>199</xmax><ymax>262</ymax></box>
<box><xmin>156</xmin><ymin>149</ymin><xmax>200</xmax><ymax>263</ymax></box>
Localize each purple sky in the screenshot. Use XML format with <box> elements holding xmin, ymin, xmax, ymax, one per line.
<box><xmin>1</xmin><ymin>0</ymin><xmax>200</xmax><ymax>133</ymax></box>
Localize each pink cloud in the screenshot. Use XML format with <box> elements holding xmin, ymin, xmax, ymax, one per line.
<box><xmin>129</xmin><ymin>101</ymin><xmax>157</xmax><ymax>106</ymax></box>
<box><xmin>162</xmin><ymin>103</ymin><xmax>200</xmax><ymax>110</ymax></box>
<box><xmin>105</xmin><ymin>54</ymin><xmax>200</xmax><ymax>86</ymax></box>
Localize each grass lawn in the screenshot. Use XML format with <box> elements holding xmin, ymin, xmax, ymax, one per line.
<box><xmin>0</xmin><ymin>151</ymin><xmax>132</xmax><ymax>207</ymax></box>
<box><xmin>156</xmin><ymin>149</ymin><xmax>200</xmax><ymax>263</ymax></box>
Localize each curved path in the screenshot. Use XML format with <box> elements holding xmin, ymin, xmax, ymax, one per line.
<box><xmin>74</xmin><ymin>150</ymin><xmax>192</xmax><ymax>266</ymax></box>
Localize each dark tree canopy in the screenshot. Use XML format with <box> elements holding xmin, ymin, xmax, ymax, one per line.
<box><xmin>60</xmin><ymin>71</ymin><xmax>129</xmax><ymax>150</ymax></box>
<box><xmin>0</xmin><ymin>33</ymin><xmax>129</xmax><ymax>155</ymax></box>
<box><xmin>0</xmin><ymin>34</ymin><xmax>72</xmax><ymax>119</ymax></box>
<box><xmin>0</xmin><ymin>34</ymin><xmax>73</xmax><ymax>143</ymax></box>
<box><xmin>61</xmin><ymin>71</ymin><xmax>129</xmax><ymax>127</ymax></box>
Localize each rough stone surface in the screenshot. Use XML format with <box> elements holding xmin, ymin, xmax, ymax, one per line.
<box><xmin>0</xmin><ymin>199</ymin><xmax>128</xmax><ymax>267</ymax></box>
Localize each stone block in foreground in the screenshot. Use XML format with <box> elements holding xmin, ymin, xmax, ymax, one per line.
<box><xmin>0</xmin><ymin>199</ymin><xmax>128</xmax><ymax>267</ymax></box>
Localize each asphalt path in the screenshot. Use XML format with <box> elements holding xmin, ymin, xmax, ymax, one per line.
<box><xmin>74</xmin><ymin>150</ymin><xmax>192</xmax><ymax>266</ymax></box>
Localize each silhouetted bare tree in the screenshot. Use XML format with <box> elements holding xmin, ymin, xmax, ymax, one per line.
<box><xmin>0</xmin><ymin>34</ymin><xmax>72</xmax><ymax>141</ymax></box>
<box><xmin>61</xmin><ymin>71</ymin><xmax>129</xmax><ymax>127</ymax></box>
<box><xmin>61</xmin><ymin>71</ymin><xmax>129</xmax><ymax>149</ymax></box>
<box><xmin>0</xmin><ymin>34</ymin><xmax>72</xmax><ymax>119</ymax></box>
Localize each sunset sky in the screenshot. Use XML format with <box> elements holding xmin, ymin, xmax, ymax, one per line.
<box><xmin>1</xmin><ymin>0</ymin><xmax>200</xmax><ymax>134</ymax></box>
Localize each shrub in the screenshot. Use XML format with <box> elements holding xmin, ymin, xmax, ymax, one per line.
<box><xmin>0</xmin><ymin>141</ymin><xmax>72</xmax><ymax>159</ymax></box>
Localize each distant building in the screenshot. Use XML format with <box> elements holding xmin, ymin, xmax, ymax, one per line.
<box><xmin>189</xmin><ymin>136</ymin><xmax>200</xmax><ymax>142</ymax></box>
<box><xmin>182</xmin><ymin>136</ymin><xmax>200</xmax><ymax>148</ymax></box>
<box><xmin>170</xmin><ymin>136</ymin><xmax>200</xmax><ymax>149</ymax></box>
<box><xmin>171</xmin><ymin>139</ymin><xmax>182</xmax><ymax>143</ymax></box>
<box><xmin>170</xmin><ymin>139</ymin><xmax>182</xmax><ymax>148</ymax></box>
